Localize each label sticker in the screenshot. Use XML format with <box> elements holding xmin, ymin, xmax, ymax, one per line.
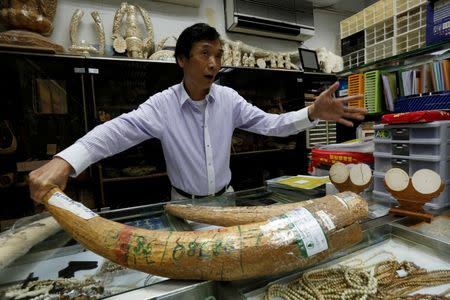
<box><xmin>316</xmin><ymin>210</ymin><xmax>335</xmax><ymax>231</ymax></box>
<box><xmin>49</xmin><ymin>192</ymin><xmax>98</xmax><ymax>220</ymax></box>
<box><xmin>285</xmin><ymin>208</ymin><xmax>328</xmax><ymax>257</ymax></box>
<box><xmin>262</xmin><ymin>208</ymin><xmax>329</xmax><ymax>258</ymax></box>
<box><xmin>336</xmin><ymin>191</ymin><xmax>358</xmax><ymax>209</ymax></box>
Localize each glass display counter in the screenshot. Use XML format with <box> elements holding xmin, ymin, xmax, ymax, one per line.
<box><xmin>0</xmin><ymin>187</ymin><xmax>448</xmax><ymax>299</ymax></box>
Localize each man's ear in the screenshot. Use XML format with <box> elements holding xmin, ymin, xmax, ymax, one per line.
<box><xmin>177</xmin><ymin>55</ymin><xmax>186</xmax><ymax>68</ymax></box>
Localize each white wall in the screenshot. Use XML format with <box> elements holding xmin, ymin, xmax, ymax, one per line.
<box><xmin>49</xmin><ymin>0</ymin><xmax>354</xmax><ymax>55</ymax></box>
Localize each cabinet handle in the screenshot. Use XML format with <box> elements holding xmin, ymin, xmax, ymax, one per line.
<box><xmin>91</xmin><ymin>75</ymin><xmax>97</xmax><ymax>120</ymax></box>
<box><xmin>74</xmin><ymin>67</ymin><xmax>86</xmax><ymax>74</ymax></box>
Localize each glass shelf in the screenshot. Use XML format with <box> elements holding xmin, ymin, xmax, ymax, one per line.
<box><xmin>102</xmin><ymin>172</ymin><xmax>168</xmax><ymax>183</ymax></box>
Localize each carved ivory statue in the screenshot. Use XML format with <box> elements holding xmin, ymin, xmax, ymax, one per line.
<box><xmin>112</xmin><ymin>2</ymin><xmax>155</xmax><ymax>58</ymax></box>
<box><xmin>222</xmin><ymin>42</ymin><xmax>232</xmax><ymax>66</ymax></box>
<box><xmin>248</xmin><ymin>52</ymin><xmax>255</xmax><ymax>67</ymax></box>
<box><xmin>232</xmin><ymin>43</ymin><xmax>241</xmax><ymax>67</ymax></box>
<box><xmin>68</xmin><ymin>9</ymin><xmax>105</xmax><ymax>55</ymax></box>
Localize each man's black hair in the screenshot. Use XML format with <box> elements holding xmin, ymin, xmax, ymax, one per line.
<box><xmin>174</xmin><ymin>23</ymin><xmax>220</xmax><ymax>65</ymax></box>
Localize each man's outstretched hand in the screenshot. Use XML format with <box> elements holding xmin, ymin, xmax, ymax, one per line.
<box><xmin>308</xmin><ymin>82</ymin><xmax>367</xmax><ymax>127</ymax></box>
<box><xmin>29</xmin><ymin>157</ymin><xmax>73</xmax><ymax>203</ymax></box>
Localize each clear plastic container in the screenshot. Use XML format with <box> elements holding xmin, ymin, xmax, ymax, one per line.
<box><xmin>365</xmin><ymin>18</ymin><xmax>394</xmax><ymax>48</ymax></box>
<box><xmin>373</xmin><ymin>121</ymin><xmax>450</xmax><ymax>183</ymax></box>
<box><xmin>366</xmin><ymin>38</ymin><xmax>395</xmax><ymax>63</ymax></box>
<box><xmin>396</xmin><ymin>0</ymin><xmax>427</xmax><ymax>15</ymax></box>
<box><xmin>395</xmin><ymin>4</ymin><xmax>427</xmax><ymax>54</ymax></box>
<box><xmin>343</xmin><ymin>48</ymin><xmax>365</xmax><ymax>70</ymax></box>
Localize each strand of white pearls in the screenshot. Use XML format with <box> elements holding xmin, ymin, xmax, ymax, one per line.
<box><xmin>264</xmin><ymin>259</ymin><xmax>450</xmax><ymax>300</ymax></box>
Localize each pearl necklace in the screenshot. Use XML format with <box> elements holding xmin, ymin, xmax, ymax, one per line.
<box><xmin>264</xmin><ymin>260</ymin><xmax>450</xmax><ymax>300</ymax></box>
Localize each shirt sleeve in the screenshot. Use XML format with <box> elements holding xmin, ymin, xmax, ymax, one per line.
<box><xmin>231</xmin><ymin>89</ymin><xmax>319</xmax><ymax>136</ymax></box>
<box><xmin>56</xmin><ymin>95</ymin><xmax>166</xmax><ymax>177</ymax></box>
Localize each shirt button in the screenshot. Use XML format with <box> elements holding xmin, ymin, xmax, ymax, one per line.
<box><xmin>207</xmin><ymin>145</ymin><xmax>210</xmax><ymax>147</ymax></box>
<box><xmin>208</xmin><ymin>163</ymin><xmax>211</xmax><ymax>166</ymax></box>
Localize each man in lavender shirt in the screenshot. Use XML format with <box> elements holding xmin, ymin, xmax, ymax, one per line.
<box><xmin>30</xmin><ymin>23</ymin><xmax>366</xmax><ymax>202</ymax></box>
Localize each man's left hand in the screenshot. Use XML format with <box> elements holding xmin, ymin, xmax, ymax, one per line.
<box><xmin>308</xmin><ymin>82</ymin><xmax>367</xmax><ymax>127</ymax></box>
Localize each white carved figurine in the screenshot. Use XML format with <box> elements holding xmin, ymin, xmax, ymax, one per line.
<box><xmin>222</xmin><ymin>42</ymin><xmax>232</xmax><ymax>66</ymax></box>
<box><xmin>315</xmin><ymin>47</ymin><xmax>344</xmax><ymax>73</ymax></box>
<box><xmin>248</xmin><ymin>51</ymin><xmax>255</xmax><ymax>67</ymax></box>
<box><xmin>242</xmin><ymin>53</ymin><xmax>249</xmax><ymax>67</ymax></box>
<box><xmin>256</xmin><ymin>58</ymin><xmax>266</xmax><ymax>69</ymax></box>
<box><xmin>277</xmin><ymin>53</ymin><xmax>284</xmax><ymax>68</ymax></box>
<box><xmin>270</xmin><ymin>54</ymin><xmax>277</xmax><ymax>68</ymax></box>
<box><xmin>285</xmin><ymin>54</ymin><xmax>299</xmax><ymax>70</ymax></box>
<box><xmin>232</xmin><ymin>43</ymin><xmax>241</xmax><ymax>67</ymax></box>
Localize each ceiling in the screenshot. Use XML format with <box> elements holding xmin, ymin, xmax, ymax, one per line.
<box><xmin>312</xmin><ymin>0</ymin><xmax>374</xmax><ymax>14</ymax></box>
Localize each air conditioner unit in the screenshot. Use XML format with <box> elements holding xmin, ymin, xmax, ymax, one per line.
<box><xmin>225</xmin><ymin>0</ymin><xmax>315</xmax><ymax>41</ymax></box>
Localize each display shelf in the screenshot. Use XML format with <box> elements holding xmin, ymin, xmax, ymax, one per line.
<box><xmin>231</xmin><ymin>149</ymin><xmax>285</xmax><ymax>156</ymax></box>
<box><xmin>219</xmin><ymin>66</ymin><xmax>302</xmax><ymax>74</ymax></box>
<box><xmin>102</xmin><ymin>172</ymin><xmax>168</xmax><ymax>183</ymax></box>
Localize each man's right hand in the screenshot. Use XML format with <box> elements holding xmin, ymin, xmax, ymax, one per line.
<box><xmin>29</xmin><ymin>157</ymin><xmax>73</xmax><ymax>203</ymax></box>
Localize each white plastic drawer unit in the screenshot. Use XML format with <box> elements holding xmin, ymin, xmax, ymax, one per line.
<box><xmin>373</xmin><ymin>121</ymin><xmax>450</xmax><ymax>210</ymax></box>
<box><xmin>374</xmin><ymin>140</ymin><xmax>447</xmax><ymax>156</ymax></box>
<box><xmin>374</xmin><ymin>121</ymin><xmax>450</xmax><ymax>141</ymax></box>
<box><xmin>374</xmin><ymin>121</ymin><xmax>450</xmax><ymax>159</ymax></box>
<box><xmin>373</xmin><ymin>153</ymin><xmax>450</xmax><ymax>178</ymax></box>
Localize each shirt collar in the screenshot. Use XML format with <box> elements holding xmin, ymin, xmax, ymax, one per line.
<box><xmin>178</xmin><ymin>81</ymin><xmax>217</xmax><ymax>107</ymax></box>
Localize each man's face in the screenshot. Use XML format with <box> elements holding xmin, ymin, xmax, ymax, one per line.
<box><xmin>178</xmin><ymin>39</ymin><xmax>223</xmax><ymax>90</ymax></box>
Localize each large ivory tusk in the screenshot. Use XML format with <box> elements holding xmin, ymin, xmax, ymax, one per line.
<box><xmin>42</xmin><ymin>188</ymin><xmax>365</xmax><ymax>281</ymax></box>
<box><xmin>69</xmin><ymin>9</ymin><xmax>83</xmax><ymax>47</ymax></box>
<box><xmin>165</xmin><ymin>192</ymin><xmax>368</xmax><ymax>227</ymax></box>
<box><xmin>91</xmin><ymin>11</ymin><xmax>105</xmax><ymax>55</ymax></box>
<box><xmin>0</xmin><ymin>216</ymin><xmax>61</xmax><ymax>271</ymax></box>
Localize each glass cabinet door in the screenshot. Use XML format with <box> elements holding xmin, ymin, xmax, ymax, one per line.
<box><xmin>218</xmin><ymin>68</ymin><xmax>308</xmax><ymax>190</ymax></box>
<box><xmin>84</xmin><ymin>57</ymin><xmax>182</xmax><ymax>207</ymax></box>
<box><xmin>0</xmin><ymin>51</ymin><xmax>87</xmax><ymax>221</ymax></box>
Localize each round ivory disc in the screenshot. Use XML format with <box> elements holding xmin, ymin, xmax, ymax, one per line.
<box><xmin>329</xmin><ymin>162</ymin><xmax>349</xmax><ymax>184</ymax></box>
<box><xmin>349</xmin><ymin>163</ymin><xmax>372</xmax><ymax>186</ymax></box>
<box><xmin>411</xmin><ymin>169</ymin><xmax>441</xmax><ymax>195</ymax></box>
<box><xmin>384</xmin><ymin>168</ymin><xmax>409</xmax><ymax>192</ymax></box>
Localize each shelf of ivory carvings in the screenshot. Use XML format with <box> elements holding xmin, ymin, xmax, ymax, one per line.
<box><xmin>67</xmin><ymin>1</ymin><xmax>299</xmax><ymax>69</ymax></box>
<box><xmin>0</xmin><ymin>1</ymin><xmax>342</xmax><ymax>73</ymax></box>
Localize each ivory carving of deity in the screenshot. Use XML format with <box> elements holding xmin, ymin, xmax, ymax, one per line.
<box><xmin>112</xmin><ymin>3</ymin><xmax>155</xmax><ymax>58</ymax></box>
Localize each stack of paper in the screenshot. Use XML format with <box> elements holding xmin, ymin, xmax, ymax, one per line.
<box><xmin>267</xmin><ymin>175</ymin><xmax>330</xmax><ymax>190</ymax></box>
<box><xmin>318</xmin><ymin>138</ymin><xmax>374</xmax><ymax>153</ymax></box>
